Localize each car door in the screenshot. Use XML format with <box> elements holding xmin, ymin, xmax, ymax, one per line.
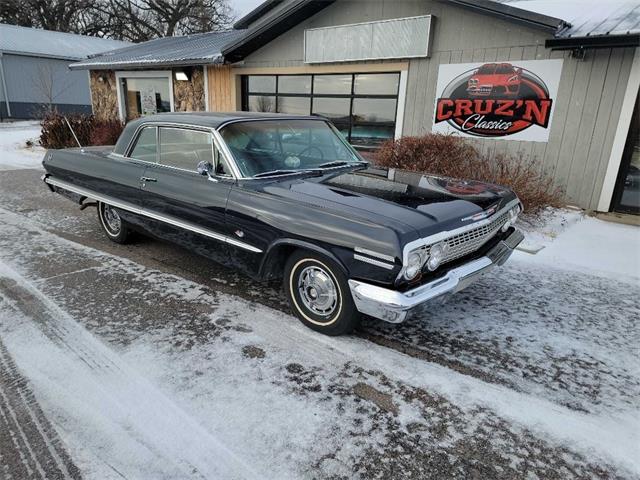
<box><xmin>138</xmin><ymin>126</ymin><xmax>234</xmax><ymax>265</ymax></box>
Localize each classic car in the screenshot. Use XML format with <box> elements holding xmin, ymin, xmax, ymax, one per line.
<box><xmin>467</xmin><ymin>62</ymin><xmax>522</xmax><ymax>97</ymax></box>
<box><xmin>42</xmin><ymin>112</ymin><xmax>524</xmax><ymax>336</ymax></box>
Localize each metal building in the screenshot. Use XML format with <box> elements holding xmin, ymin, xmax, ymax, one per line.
<box><xmin>0</xmin><ymin>24</ymin><xmax>129</xmax><ymax>119</ymax></box>
<box><xmin>71</xmin><ymin>0</ymin><xmax>640</xmax><ymax>215</ymax></box>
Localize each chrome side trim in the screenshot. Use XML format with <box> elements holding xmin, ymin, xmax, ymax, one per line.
<box><xmin>44</xmin><ymin>176</ymin><xmax>262</xmax><ymax>254</ymax></box>
<box><xmin>354</xmin><ymin>247</ymin><xmax>396</xmax><ymax>263</ymax></box>
<box><xmin>397</xmin><ymin>198</ymin><xmax>520</xmax><ymax>281</ymax></box>
<box><xmin>353</xmin><ymin>254</ymin><xmax>395</xmax><ymax>270</ymax></box>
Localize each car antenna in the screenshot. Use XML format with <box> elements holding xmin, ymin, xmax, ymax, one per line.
<box><xmin>64</xmin><ymin>116</ymin><xmax>84</xmax><ymax>152</ymax></box>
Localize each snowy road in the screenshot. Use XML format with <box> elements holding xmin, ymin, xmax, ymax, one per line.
<box><xmin>1</xmin><ymin>162</ymin><xmax>639</xmax><ymax>478</ymax></box>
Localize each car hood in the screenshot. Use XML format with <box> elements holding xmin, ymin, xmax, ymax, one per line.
<box><xmin>261</xmin><ymin>167</ymin><xmax>518</xmax><ymax>239</ymax></box>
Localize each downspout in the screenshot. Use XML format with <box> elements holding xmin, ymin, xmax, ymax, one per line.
<box><xmin>0</xmin><ymin>52</ymin><xmax>11</xmax><ymax>118</ymax></box>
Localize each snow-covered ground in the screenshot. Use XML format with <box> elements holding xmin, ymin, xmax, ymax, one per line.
<box><xmin>0</xmin><ymin>121</ymin><xmax>45</xmax><ymax>171</ymax></box>
<box><xmin>0</xmin><ymin>121</ymin><xmax>639</xmax><ymax>479</ymax></box>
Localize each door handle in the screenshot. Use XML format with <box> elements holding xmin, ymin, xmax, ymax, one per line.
<box><xmin>141</xmin><ymin>176</ymin><xmax>157</xmax><ymax>182</ymax></box>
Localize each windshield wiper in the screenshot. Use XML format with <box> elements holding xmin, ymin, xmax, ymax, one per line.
<box><xmin>316</xmin><ymin>160</ymin><xmax>367</xmax><ymax>169</ymax></box>
<box><xmin>253</xmin><ymin>169</ymin><xmax>322</xmax><ymax>178</ymax></box>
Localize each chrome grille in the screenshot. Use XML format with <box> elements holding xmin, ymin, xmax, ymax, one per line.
<box><xmin>417</xmin><ymin>210</ymin><xmax>511</xmax><ymax>267</ymax></box>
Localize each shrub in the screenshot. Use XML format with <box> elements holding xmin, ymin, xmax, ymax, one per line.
<box><xmin>90</xmin><ymin>119</ymin><xmax>124</xmax><ymax>146</ymax></box>
<box><xmin>375</xmin><ymin>134</ymin><xmax>564</xmax><ymax>215</ymax></box>
<box><xmin>40</xmin><ymin>112</ymin><xmax>124</xmax><ymax>149</ymax></box>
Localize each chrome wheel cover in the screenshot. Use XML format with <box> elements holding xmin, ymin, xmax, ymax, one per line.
<box><xmin>102</xmin><ymin>204</ymin><xmax>122</xmax><ymax>235</ymax></box>
<box><xmin>297</xmin><ymin>265</ymin><xmax>338</xmax><ymax>317</ymax></box>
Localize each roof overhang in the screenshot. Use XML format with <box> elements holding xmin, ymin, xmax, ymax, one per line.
<box><xmin>546</xmin><ymin>34</ymin><xmax>640</xmax><ymax>50</ymax></box>
<box><xmin>69</xmin><ymin>57</ymin><xmax>225</xmax><ymax>71</ymax></box>
<box><xmin>441</xmin><ymin>0</ymin><xmax>567</xmax><ymax>32</ymax></box>
<box><xmin>222</xmin><ymin>0</ymin><xmax>336</xmax><ymax>63</ymax></box>
<box><xmin>234</xmin><ymin>0</ymin><xmax>285</xmax><ymax>29</ymax></box>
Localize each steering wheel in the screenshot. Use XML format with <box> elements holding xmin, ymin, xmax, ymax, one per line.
<box><xmin>297</xmin><ymin>145</ymin><xmax>324</xmax><ymax>160</ymax></box>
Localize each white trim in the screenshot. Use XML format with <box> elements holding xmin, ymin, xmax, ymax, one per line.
<box><xmin>203</xmin><ymin>65</ymin><xmax>210</xmax><ymax>112</ymax></box>
<box><xmin>395</xmin><ymin>69</ymin><xmax>408</xmax><ymax>139</ymax></box>
<box><xmin>115</xmin><ymin>70</ymin><xmax>175</xmax><ymax>122</ymax></box>
<box><xmin>597</xmin><ymin>48</ymin><xmax>640</xmax><ymax>212</ymax></box>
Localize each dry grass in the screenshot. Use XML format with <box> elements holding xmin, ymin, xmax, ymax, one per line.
<box><xmin>375</xmin><ymin>134</ymin><xmax>564</xmax><ymax>215</ymax></box>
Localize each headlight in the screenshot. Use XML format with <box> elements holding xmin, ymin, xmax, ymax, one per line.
<box><xmin>403</xmin><ymin>252</ymin><xmax>423</xmax><ymax>280</ymax></box>
<box><xmin>426</xmin><ymin>241</ymin><xmax>449</xmax><ymax>271</ymax></box>
<box><xmin>502</xmin><ymin>205</ymin><xmax>520</xmax><ymax>232</ymax></box>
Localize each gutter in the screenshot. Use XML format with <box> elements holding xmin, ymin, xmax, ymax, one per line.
<box><xmin>69</xmin><ymin>56</ymin><xmax>225</xmax><ymax>71</ymax></box>
<box><xmin>0</xmin><ymin>53</ymin><xmax>11</xmax><ymax>118</ymax></box>
<box><xmin>546</xmin><ymin>34</ymin><xmax>640</xmax><ymax>50</ymax></box>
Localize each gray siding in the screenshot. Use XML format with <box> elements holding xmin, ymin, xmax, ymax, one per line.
<box><xmin>238</xmin><ymin>0</ymin><xmax>636</xmax><ymax>210</ymax></box>
<box><xmin>2</xmin><ymin>54</ymin><xmax>91</xmax><ymax>117</ymax></box>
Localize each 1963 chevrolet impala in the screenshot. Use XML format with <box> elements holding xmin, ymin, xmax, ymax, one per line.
<box><xmin>42</xmin><ymin>112</ymin><xmax>523</xmax><ymax>336</ymax></box>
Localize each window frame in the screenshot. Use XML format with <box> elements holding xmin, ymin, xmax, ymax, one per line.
<box><xmin>115</xmin><ymin>70</ymin><xmax>175</xmax><ymax>123</ymax></box>
<box><xmin>124</xmin><ymin>122</ymin><xmax>238</xmax><ymax>179</ymax></box>
<box><xmin>241</xmin><ymin>72</ymin><xmax>401</xmax><ymax>150</ymax></box>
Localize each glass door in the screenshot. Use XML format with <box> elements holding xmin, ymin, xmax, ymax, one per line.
<box><xmin>611</xmin><ymin>90</ymin><xmax>639</xmax><ymax>214</ymax></box>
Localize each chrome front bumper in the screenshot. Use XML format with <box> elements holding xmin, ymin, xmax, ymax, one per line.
<box><xmin>348</xmin><ymin>229</ymin><xmax>524</xmax><ymax>324</ymax></box>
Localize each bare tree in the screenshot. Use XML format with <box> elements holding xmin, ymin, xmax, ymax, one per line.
<box><xmin>0</xmin><ymin>0</ymin><xmax>234</xmax><ymax>41</ymax></box>
<box><xmin>31</xmin><ymin>64</ymin><xmax>76</xmax><ymax>113</ymax></box>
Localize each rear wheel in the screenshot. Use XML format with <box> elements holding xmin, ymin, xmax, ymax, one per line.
<box><xmin>284</xmin><ymin>250</ymin><xmax>361</xmax><ymax>336</ymax></box>
<box><xmin>97</xmin><ymin>202</ymin><xmax>131</xmax><ymax>244</ymax></box>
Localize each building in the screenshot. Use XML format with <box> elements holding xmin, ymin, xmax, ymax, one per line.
<box><xmin>0</xmin><ymin>24</ymin><xmax>129</xmax><ymax>119</ymax></box>
<box><xmin>70</xmin><ymin>0</ymin><xmax>640</xmax><ymax>215</ymax></box>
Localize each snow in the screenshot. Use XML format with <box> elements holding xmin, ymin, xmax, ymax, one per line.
<box><xmin>0</xmin><ymin>121</ymin><xmax>45</xmax><ymax>171</ymax></box>
<box><xmin>514</xmin><ymin>214</ymin><xmax>640</xmax><ymax>283</ymax></box>
<box><xmin>0</xmin><ymin>206</ymin><xmax>639</xmax><ymax>478</ymax></box>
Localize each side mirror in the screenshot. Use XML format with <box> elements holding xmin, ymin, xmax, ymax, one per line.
<box><xmin>197</xmin><ymin>161</ymin><xmax>213</xmax><ymax>176</ymax></box>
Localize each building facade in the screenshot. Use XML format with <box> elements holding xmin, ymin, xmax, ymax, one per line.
<box><xmin>0</xmin><ymin>24</ymin><xmax>129</xmax><ymax>119</ymax></box>
<box><xmin>71</xmin><ymin>0</ymin><xmax>640</xmax><ymax>215</ymax></box>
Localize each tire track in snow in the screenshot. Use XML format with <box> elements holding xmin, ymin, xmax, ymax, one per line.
<box><xmin>0</xmin><ymin>334</ymin><xmax>81</xmax><ymax>480</ymax></box>
<box><xmin>0</xmin><ymin>262</ymin><xmax>261</xmax><ymax>480</ymax></box>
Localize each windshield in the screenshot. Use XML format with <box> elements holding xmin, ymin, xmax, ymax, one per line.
<box><xmin>219</xmin><ymin>119</ymin><xmax>363</xmax><ymax>177</ymax></box>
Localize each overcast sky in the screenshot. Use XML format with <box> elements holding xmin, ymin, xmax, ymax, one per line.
<box><xmin>231</xmin><ymin>0</ymin><xmax>264</xmax><ymax>18</ymax></box>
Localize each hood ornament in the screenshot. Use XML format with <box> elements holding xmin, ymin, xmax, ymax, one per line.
<box><xmin>461</xmin><ymin>203</ymin><xmax>499</xmax><ymax>222</ymax></box>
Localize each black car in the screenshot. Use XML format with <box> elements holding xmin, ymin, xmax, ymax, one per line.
<box><xmin>42</xmin><ymin>112</ymin><xmax>523</xmax><ymax>335</ymax></box>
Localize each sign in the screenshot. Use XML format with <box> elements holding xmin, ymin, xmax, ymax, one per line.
<box><xmin>432</xmin><ymin>59</ymin><xmax>563</xmax><ymax>142</ymax></box>
<box><xmin>140</xmin><ymin>88</ymin><xmax>157</xmax><ymax>116</ymax></box>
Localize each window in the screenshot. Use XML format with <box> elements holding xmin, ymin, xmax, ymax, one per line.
<box><xmin>159</xmin><ymin>127</ymin><xmax>214</xmax><ymax>172</ymax></box>
<box><xmin>242</xmin><ymin>72</ymin><xmax>400</xmax><ymax>150</ymax></box>
<box><xmin>119</xmin><ymin>76</ymin><xmax>171</xmax><ymax>121</ymax></box>
<box><xmin>129</xmin><ymin>126</ymin><xmax>157</xmax><ymax>162</ymax></box>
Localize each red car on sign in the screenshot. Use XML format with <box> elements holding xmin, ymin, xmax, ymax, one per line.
<box><xmin>467</xmin><ymin>63</ymin><xmax>522</xmax><ymax>97</ymax></box>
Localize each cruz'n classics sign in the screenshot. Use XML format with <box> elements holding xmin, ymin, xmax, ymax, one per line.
<box><xmin>432</xmin><ymin>59</ymin><xmax>563</xmax><ymax>142</ymax></box>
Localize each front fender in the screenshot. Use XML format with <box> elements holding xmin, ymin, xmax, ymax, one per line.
<box><xmin>258</xmin><ymin>238</ymin><xmax>349</xmax><ymax>281</ymax></box>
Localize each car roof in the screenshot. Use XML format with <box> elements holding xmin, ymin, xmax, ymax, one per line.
<box><xmin>126</xmin><ymin>111</ymin><xmax>323</xmax><ymax>129</ymax></box>
<box><xmin>113</xmin><ymin>112</ymin><xmax>327</xmax><ymax>155</ymax></box>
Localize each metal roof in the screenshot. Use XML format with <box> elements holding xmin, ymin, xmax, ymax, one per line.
<box><xmin>69</xmin><ymin>30</ymin><xmax>245</xmax><ymax>70</ymax></box>
<box><xmin>0</xmin><ymin>24</ymin><xmax>130</xmax><ymax>61</ymax></box>
<box><xmin>493</xmin><ymin>0</ymin><xmax>640</xmax><ymax>38</ymax></box>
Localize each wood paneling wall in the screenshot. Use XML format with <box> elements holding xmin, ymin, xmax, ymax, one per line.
<box><xmin>207</xmin><ymin>65</ymin><xmax>235</xmax><ymax>111</ymax></box>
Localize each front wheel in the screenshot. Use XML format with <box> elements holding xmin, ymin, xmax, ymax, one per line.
<box><xmin>97</xmin><ymin>202</ymin><xmax>131</xmax><ymax>244</ymax></box>
<box><xmin>284</xmin><ymin>250</ymin><xmax>361</xmax><ymax>336</ymax></box>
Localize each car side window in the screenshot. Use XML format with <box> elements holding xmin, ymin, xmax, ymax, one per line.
<box><xmin>159</xmin><ymin>127</ymin><xmax>213</xmax><ymax>172</ymax></box>
<box><xmin>129</xmin><ymin>126</ymin><xmax>157</xmax><ymax>162</ymax></box>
